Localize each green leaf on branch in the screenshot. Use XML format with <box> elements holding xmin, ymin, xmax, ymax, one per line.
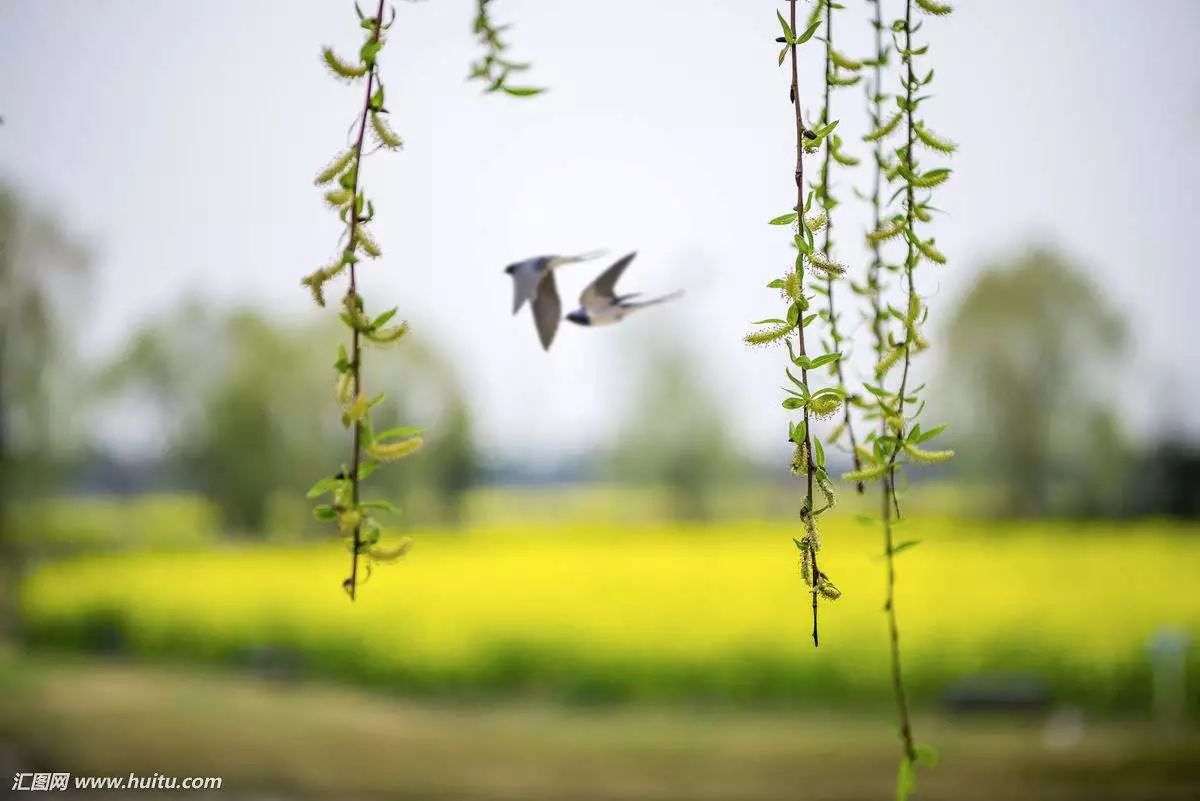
<box><xmin>811</xmin><ymin>119</ymin><xmax>840</xmax><ymax>139</ymax></box>
<box><xmin>776</xmin><ymin>10</ymin><xmax>795</xmax><ymax>43</ymax></box>
<box><xmin>914</xmin><ymin>423</ymin><xmax>947</xmax><ymax>443</ymax></box>
<box><xmin>808</xmin><ymin>352</ymin><xmax>842</xmax><ymax>369</ymax></box>
<box><xmin>502</xmin><ymin>86</ymin><xmax>546</xmax><ymax>97</ymax></box>
<box><xmin>374</xmin><ymin>426</ymin><xmax>422</xmax><ymax>442</ymax></box>
<box><xmin>306</xmin><ymin>477</ymin><xmax>343</xmax><ymax>499</ymax></box>
<box><xmin>334</xmin><ymin>343</ymin><xmax>351</xmax><ymax>373</ymax></box>
<box><xmin>795</xmin><ymin>20</ymin><xmax>822</xmax><ymax>44</ymax></box>
<box><xmin>360</xmin><ymin>40</ymin><xmax>382</xmax><ymax>66</ymax></box>
<box><xmin>371</xmin><ymin>308</ymin><xmax>397</xmax><ymax>330</ymax></box>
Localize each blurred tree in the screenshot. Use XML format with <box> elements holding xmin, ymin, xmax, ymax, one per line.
<box><xmin>609</xmin><ymin>339</ymin><xmax>744</xmax><ymax>520</ymax></box>
<box><xmin>940</xmin><ymin>247</ymin><xmax>1126</xmax><ymax>516</ymax></box>
<box><xmin>0</xmin><ymin>185</ymin><xmax>90</xmax><ymax>499</ymax></box>
<box><xmin>94</xmin><ymin>301</ymin><xmax>224</xmax><ymax>464</ymax></box>
<box><xmin>372</xmin><ymin>336</ymin><xmax>477</xmax><ymax>527</ymax></box>
<box><xmin>97</xmin><ymin>308</ymin><xmax>333</xmax><ymax>533</ymax></box>
<box><xmin>0</xmin><ymin>184</ymin><xmax>90</xmax><ymax>635</ymax></box>
<box><xmin>101</xmin><ymin>308</ymin><xmax>476</xmax><ymax>534</ymax></box>
<box><xmin>191</xmin><ymin>313</ymin><xmax>342</xmax><ymax>534</ymax></box>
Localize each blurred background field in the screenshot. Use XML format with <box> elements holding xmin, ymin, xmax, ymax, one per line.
<box><xmin>16</xmin><ymin>505</ymin><xmax>1200</xmax><ymax>712</ymax></box>
<box><xmin>4</xmin><ymin>493</ymin><xmax>1200</xmax><ymax>800</ymax></box>
<box><xmin>3</xmin><ymin>494</ymin><xmax>1200</xmax><ymax>800</ymax></box>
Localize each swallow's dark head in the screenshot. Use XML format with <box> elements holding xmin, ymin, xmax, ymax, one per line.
<box><xmin>504</xmin><ymin>263</ymin><xmax>516</xmax><ymax>275</ymax></box>
<box><xmin>566</xmin><ymin>309</ymin><xmax>590</xmax><ymax>326</ymax></box>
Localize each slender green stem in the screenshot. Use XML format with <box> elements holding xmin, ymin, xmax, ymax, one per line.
<box><xmin>883</xmin><ymin>473</ymin><xmax>916</xmax><ymax>762</ymax></box>
<box><xmin>866</xmin><ymin>5</ymin><xmax>887</xmax><ymax>379</ymax></box>
<box><xmin>883</xmin><ymin>0</ymin><xmax>918</xmax><ymax>765</ymax></box>
<box><xmin>817</xmin><ymin>0</ymin><xmax>864</xmax><ymax>493</ymax></box>
<box><xmin>885</xmin><ymin>0</ymin><xmax>919</xmax><ymax>497</ymax></box>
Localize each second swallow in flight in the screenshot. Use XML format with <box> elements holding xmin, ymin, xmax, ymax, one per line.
<box><xmin>566</xmin><ymin>251</ymin><xmax>683</xmax><ymax>328</ymax></box>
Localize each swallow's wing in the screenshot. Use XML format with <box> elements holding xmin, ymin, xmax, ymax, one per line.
<box><xmin>510</xmin><ymin>262</ymin><xmax>544</xmax><ymax>314</ymax></box>
<box><xmin>532</xmin><ymin>268</ymin><xmax>562</xmax><ymax>350</ymax></box>
<box><xmin>580</xmin><ymin>252</ymin><xmax>637</xmax><ymax>309</ymax></box>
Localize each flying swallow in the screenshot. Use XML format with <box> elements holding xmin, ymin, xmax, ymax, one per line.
<box><xmin>504</xmin><ymin>251</ymin><xmax>604</xmax><ymax>350</ymax></box>
<box><xmin>565</xmin><ymin>252</ymin><xmax>683</xmax><ymax>328</ymax></box>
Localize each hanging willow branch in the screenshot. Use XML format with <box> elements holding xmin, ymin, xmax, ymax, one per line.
<box><xmin>302</xmin><ymin>0</ymin><xmax>546</xmax><ymax>599</ymax></box>
<box><xmin>809</xmin><ymin>0</ymin><xmax>866</xmax><ymax>494</ymax></box>
<box><xmin>850</xmin><ymin>0</ymin><xmax>955</xmax><ymax>797</ymax></box>
<box><xmin>303</xmin><ymin>0</ymin><xmax>422</xmax><ymax>600</ymax></box>
<box><xmin>750</xmin><ymin>1</ymin><xmax>844</xmax><ymax>647</ymax></box>
<box><xmin>860</xmin><ymin>2</ymin><xmax>919</xmax><ymax>776</ymax></box>
<box><xmin>469</xmin><ymin>0</ymin><xmax>545</xmax><ymax>97</ymax></box>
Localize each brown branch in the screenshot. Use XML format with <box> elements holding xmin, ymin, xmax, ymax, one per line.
<box><xmin>787</xmin><ymin>0</ymin><xmax>821</xmax><ymax>648</ymax></box>
<box><xmin>342</xmin><ymin>0</ymin><xmax>388</xmax><ymax>601</ymax></box>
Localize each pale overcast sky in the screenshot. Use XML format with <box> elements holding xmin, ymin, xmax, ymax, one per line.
<box><xmin>2</xmin><ymin>1</ymin><xmax>1197</xmax><ymax>459</ymax></box>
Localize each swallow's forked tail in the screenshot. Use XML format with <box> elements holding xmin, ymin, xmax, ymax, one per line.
<box><xmin>637</xmin><ymin>289</ymin><xmax>685</xmax><ymax>308</ymax></box>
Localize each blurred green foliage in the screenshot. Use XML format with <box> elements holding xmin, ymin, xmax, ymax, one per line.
<box><xmin>0</xmin><ymin>184</ymin><xmax>89</xmax><ymax>508</ymax></box>
<box><xmin>940</xmin><ymin>248</ymin><xmax>1127</xmax><ymax>517</ymax></box>
<box><xmin>100</xmin><ymin>306</ymin><xmax>477</xmax><ymax>535</ymax></box>
<box><xmin>607</xmin><ymin>339</ymin><xmax>745</xmax><ymax>520</ymax></box>
<box><xmin>7</xmin><ymin>494</ymin><xmax>217</xmax><ymax>555</ymax></box>
<box><xmin>0</xmin><ymin>184</ymin><xmax>90</xmax><ymax>637</ymax></box>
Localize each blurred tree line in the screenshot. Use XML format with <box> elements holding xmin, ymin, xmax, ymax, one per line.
<box><xmin>3</xmin><ymin>184</ymin><xmax>1199</xmax><ymax>560</ymax></box>
<box><xmin>937</xmin><ymin>247</ymin><xmax>1199</xmax><ymax>518</ymax></box>
<box><xmin>0</xmin><ymin>184</ymin><xmax>478</xmax><ymax>547</ymax></box>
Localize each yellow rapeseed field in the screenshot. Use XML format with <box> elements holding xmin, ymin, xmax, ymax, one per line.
<box><xmin>20</xmin><ymin>515</ymin><xmax>1200</xmax><ymax>707</ymax></box>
